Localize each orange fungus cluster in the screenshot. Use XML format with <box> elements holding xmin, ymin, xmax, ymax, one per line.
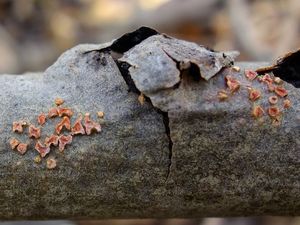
<box><xmin>10</xmin><ymin>98</ymin><xmax>103</xmax><ymax>169</ymax></box>
<box><xmin>219</xmin><ymin>68</ymin><xmax>292</xmax><ymax>126</ymax></box>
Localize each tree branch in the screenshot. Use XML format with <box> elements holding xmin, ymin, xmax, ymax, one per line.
<box><xmin>0</xmin><ymin>27</ymin><xmax>299</xmax><ymax>220</ymax></box>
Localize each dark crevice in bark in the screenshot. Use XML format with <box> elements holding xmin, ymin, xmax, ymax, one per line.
<box><xmin>256</xmin><ymin>50</ymin><xmax>300</xmax><ymax>88</ymax></box>
<box><xmin>114</xmin><ymin>61</ymin><xmax>140</xmax><ymax>94</ymax></box>
<box><xmin>156</xmin><ymin>109</ymin><xmax>173</xmax><ymax>182</ymax></box>
<box><xmin>114</xmin><ymin>59</ymin><xmax>174</xmax><ymax>181</ymax></box>
<box><xmin>109</xmin><ymin>27</ymin><xmax>159</xmax><ymax>53</ymax></box>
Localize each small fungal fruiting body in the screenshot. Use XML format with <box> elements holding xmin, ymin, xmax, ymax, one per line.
<box><xmin>252</xmin><ymin>105</ymin><xmax>264</xmax><ymax>118</ymax></box>
<box><xmin>138</xmin><ymin>93</ymin><xmax>145</xmax><ymax>105</ymax></box>
<box><xmin>29</xmin><ymin>125</ymin><xmax>41</xmax><ymax>139</ymax></box>
<box><xmin>267</xmin><ymin>83</ymin><xmax>275</xmax><ymax>92</ymax></box>
<box><xmin>262</xmin><ymin>74</ymin><xmax>273</xmax><ymax>84</ymax></box>
<box><xmin>217</xmin><ymin>90</ymin><xmax>228</xmax><ymax>101</ymax></box>
<box><xmin>34</xmin><ymin>155</ymin><xmax>42</xmax><ymax>164</ymax></box>
<box><xmin>37</xmin><ymin>113</ymin><xmax>46</xmax><ymax>126</ymax></box>
<box><xmin>45</xmin><ymin>134</ymin><xmax>59</xmax><ymax>147</ymax></box>
<box><xmin>268</xmin><ymin>106</ymin><xmax>281</xmax><ymax>118</ymax></box>
<box><xmin>10</xmin><ymin>138</ymin><xmax>20</xmax><ymax>150</ymax></box>
<box><xmin>58</xmin><ymin>108</ymin><xmax>73</xmax><ymax>117</ymax></box>
<box><xmin>225</xmin><ymin>75</ymin><xmax>240</xmax><ymax>92</ymax></box>
<box><xmin>48</xmin><ymin>108</ymin><xmax>59</xmax><ymax>118</ymax></box>
<box><xmin>35</xmin><ymin>141</ymin><xmax>50</xmax><ymax>158</ymax></box>
<box><xmin>12</xmin><ymin>121</ymin><xmax>26</xmax><ymax>133</ymax></box>
<box><xmin>283</xmin><ymin>99</ymin><xmax>291</xmax><ymax>109</ymax></box>
<box><xmin>16</xmin><ymin>143</ymin><xmax>28</xmax><ymax>155</ymax></box>
<box><xmin>232</xmin><ymin>66</ymin><xmax>240</xmax><ymax>72</ymax></box>
<box><xmin>84</xmin><ymin>113</ymin><xmax>101</xmax><ymax>135</ymax></box>
<box><xmin>46</xmin><ymin>158</ymin><xmax>57</xmax><ymax>169</ymax></box>
<box><xmin>275</xmin><ymin>86</ymin><xmax>288</xmax><ymax>97</ymax></box>
<box><xmin>71</xmin><ymin>115</ymin><xmax>85</xmax><ymax>135</ymax></box>
<box><xmin>55</xmin><ymin>116</ymin><xmax>71</xmax><ymax>134</ymax></box>
<box><xmin>274</xmin><ymin>77</ymin><xmax>282</xmax><ymax>84</ymax></box>
<box><xmin>55</xmin><ymin>98</ymin><xmax>64</xmax><ymax>106</ymax></box>
<box><xmin>245</xmin><ymin>70</ymin><xmax>257</xmax><ymax>80</ymax></box>
<box><xmin>58</xmin><ymin>135</ymin><xmax>72</xmax><ymax>152</ymax></box>
<box><xmin>269</xmin><ymin>96</ymin><xmax>278</xmax><ymax>105</ymax></box>
<box><xmin>97</xmin><ymin>111</ymin><xmax>104</xmax><ymax>118</ymax></box>
<box><xmin>249</xmin><ymin>88</ymin><xmax>261</xmax><ymax>101</ymax></box>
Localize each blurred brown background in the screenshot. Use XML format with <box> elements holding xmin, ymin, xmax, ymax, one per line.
<box><xmin>0</xmin><ymin>0</ymin><xmax>299</xmax><ymax>224</ymax></box>
<box><xmin>1</xmin><ymin>0</ymin><xmax>300</xmax><ymax>74</ymax></box>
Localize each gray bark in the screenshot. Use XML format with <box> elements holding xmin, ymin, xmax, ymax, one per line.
<box><xmin>0</xmin><ymin>27</ymin><xmax>299</xmax><ymax>219</ymax></box>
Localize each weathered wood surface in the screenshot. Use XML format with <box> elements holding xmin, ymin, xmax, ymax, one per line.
<box><xmin>0</xmin><ymin>27</ymin><xmax>299</xmax><ymax>219</ymax></box>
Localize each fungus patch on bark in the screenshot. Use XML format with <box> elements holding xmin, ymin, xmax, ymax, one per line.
<box><xmin>12</xmin><ymin>121</ymin><xmax>27</xmax><ymax>133</ymax></box>
<box><xmin>10</xmin><ymin>138</ymin><xmax>20</xmax><ymax>150</ymax></box>
<box><xmin>37</xmin><ymin>113</ymin><xmax>46</xmax><ymax>126</ymax></box>
<box><xmin>48</xmin><ymin>108</ymin><xmax>59</xmax><ymax>118</ymax></box>
<box><xmin>55</xmin><ymin>116</ymin><xmax>71</xmax><ymax>134</ymax></box>
<box><xmin>249</xmin><ymin>88</ymin><xmax>261</xmax><ymax>101</ymax></box>
<box><xmin>46</xmin><ymin>158</ymin><xmax>57</xmax><ymax>169</ymax></box>
<box><xmin>84</xmin><ymin>113</ymin><xmax>101</xmax><ymax>135</ymax></box>
<box><xmin>29</xmin><ymin>125</ymin><xmax>41</xmax><ymax>139</ymax></box>
<box><xmin>35</xmin><ymin>141</ymin><xmax>50</xmax><ymax>158</ymax></box>
<box><xmin>58</xmin><ymin>135</ymin><xmax>73</xmax><ymax>152</ymax></box>
<box><xmin>17</xmin><ymin>143</ymin><xmax>28</xmax><ymax>155</ymax></box>
<box><xmin>245</xmin><ymin>70</ymin><xmax>257</xmax><ymax>80</ymax></box>
<box><xmin>55</xmin><ymin>98</ymin><xmax>64</xmax><ymax>106</ymax></box>
<box><xmin>269</xmin><ymin>96</ymin><xmax>278</xmax><ymax>105</ymax></box>
<box><xmin>225</xmin><ymin>75</ymin><xmax>240</xmax><ymax>93</ymax></box>
<box><xmin>71</xmin><ymin>115</ymin><xmax>85</xmax><ymax>135</ymax></box>
<box><xmin>252</xmin><ymin>105</ymin><xmax>264</xmax><ymax>118</ymax></box>
<box><xmin>9</xmin><ymin>99</ymin><xmax>103</xmax><ymax>169</ymax></box>
<box><xmin>45</xmin><ymin>134</ymin><xmax>59</xmax><ymax>147</ymax></box>
<box><xmin>283</xmin><ymin>99</ymin><xmax>291</xmax><ymax>109</ymax></box>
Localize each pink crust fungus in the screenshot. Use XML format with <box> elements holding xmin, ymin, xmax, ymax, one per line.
<box><xmin>35</xmin><ymin>141</ymin><xmax>50</xmax><ymax>158</ymax></box>
<box><xmin>37</xmin><ymin>113</ymin><xmax>46</xmax><ymax>126</ymax></box>
<box><xmin>274</xmin><ymin>86</ymin><xmax>288</xmax><ymax>97</ymax></box>
<box><xmin>268</xmin><ymin>106</ymin><xmax>281</xmax><ymax>118</ymax></box>
<box><xmin>55</xmin><ymin>98</ymin><xmax>64</xmax><ymax>106</ymax></box>
<box><xmin>283</xmin><ymin>99</ymin><xmax>291</xmax><ymax>109</ymax></box>
<box><xmin>245</xmin><ymin>70</ymin><xmax>257</xmax><ymax>80</ymax></box>
<box><xmin>55</xmin><ymin>116</ymin><xmax>71</xmax><ymax>134</ymax></box>
<box><xmin>225</xmin><ymin>75</ymin><xmax>240</xmax><ymax>93</ymax></box>
<box><xmin>262</xmin><ymin>74</ymin><xmax>273</xmax><ymax>84</ymax></box>
<box><xmin>267</xmin><ymin>83</ymin><xmax>275</xmax><ymax>92</ymax></box>
<box><xmin>17</xmin><ymin>143</ymin><xmax>28</xmax><ymax>155</ymax></box>
<box><xmin>84</xmin><ymin>113</ymin><xmax>101</xmax><ymax>135</ymax></box>
<box><xmin>252</xmin><ymin>105</ymin><xmax>264</xmax><ymax>118</ymax></box>
<box><xmin>12</xmin><ymin>121</ymin><xmax>27</xmax><ymax>133</ymax></box>
<box><xmin>46</xmin><ymin>158</ymin><xmax>57</xmax><ymax>169</ymax></box>
<box><xmin>45</xmin><ymin>134</ymin><xmax>59</xmax><ymax>147</ymax></box>
<box><xmin>29</xmin><ymin>125</ymin><xmax>41</xmax><ymax>139</ymax></box>
<box><xmin>48</xmin><ymin>107</ymin><xmax>59</xmax><ymax>118</ymax></box>
<box><xmin>58</xmin><ymin>135</ymin><xmax>72</xmax><ymax>152</ymax></box>
<box><xmin>58</xmin><ymin>107</ymin><xmax>73</xmax><ymax>117</ymax></box>
<box><xmin>217</xmin><ymin>90</ymin><xmax>228</xmax><ymax>101</ymax></box>
<box><xmin>249</xmin><ymin>88</ymin><xmax>261</xmax><ymax>101</ymax></box>
<box><xmin>269</xmin><ymin>96</ymin><xmax>278</xmax><ymax>105</ymax></box>
<box><xmin>71</xmin><ymin>115</ymin><xmax>85</xmax><ymax>135</ymax></box>
<box><xmin>10</xmin><ymin>138</ymin><xmax>20</xmax><ymax>150</ymax></box>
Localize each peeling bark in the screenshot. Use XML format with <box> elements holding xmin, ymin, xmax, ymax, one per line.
<box><xmin>0</xmin><ymin>27</ymin><xmax>299</xmax><ymax>220</ymax></box>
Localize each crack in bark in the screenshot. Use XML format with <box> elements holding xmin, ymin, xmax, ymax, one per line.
<box><xmin>114</xmin><ymin>59</ymin><xmax>174</xmax><ymax>181</ymax></box>
<box><xmin>88</xmin><ymin>27</ymin><xmax>174</xmax><ymax>181</ymax></box>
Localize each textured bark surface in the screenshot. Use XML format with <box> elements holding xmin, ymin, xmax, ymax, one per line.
<box><xmin>0</xmin><ymin>27</ymin><xmax>299</xmax><ymax>219</ymax></box>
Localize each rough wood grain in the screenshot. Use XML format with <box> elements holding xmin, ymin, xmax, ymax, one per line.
<box><xmin>0</xmin><ymin>27</ymin><xmax>299</xmax><ymax>219</ymax></box>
